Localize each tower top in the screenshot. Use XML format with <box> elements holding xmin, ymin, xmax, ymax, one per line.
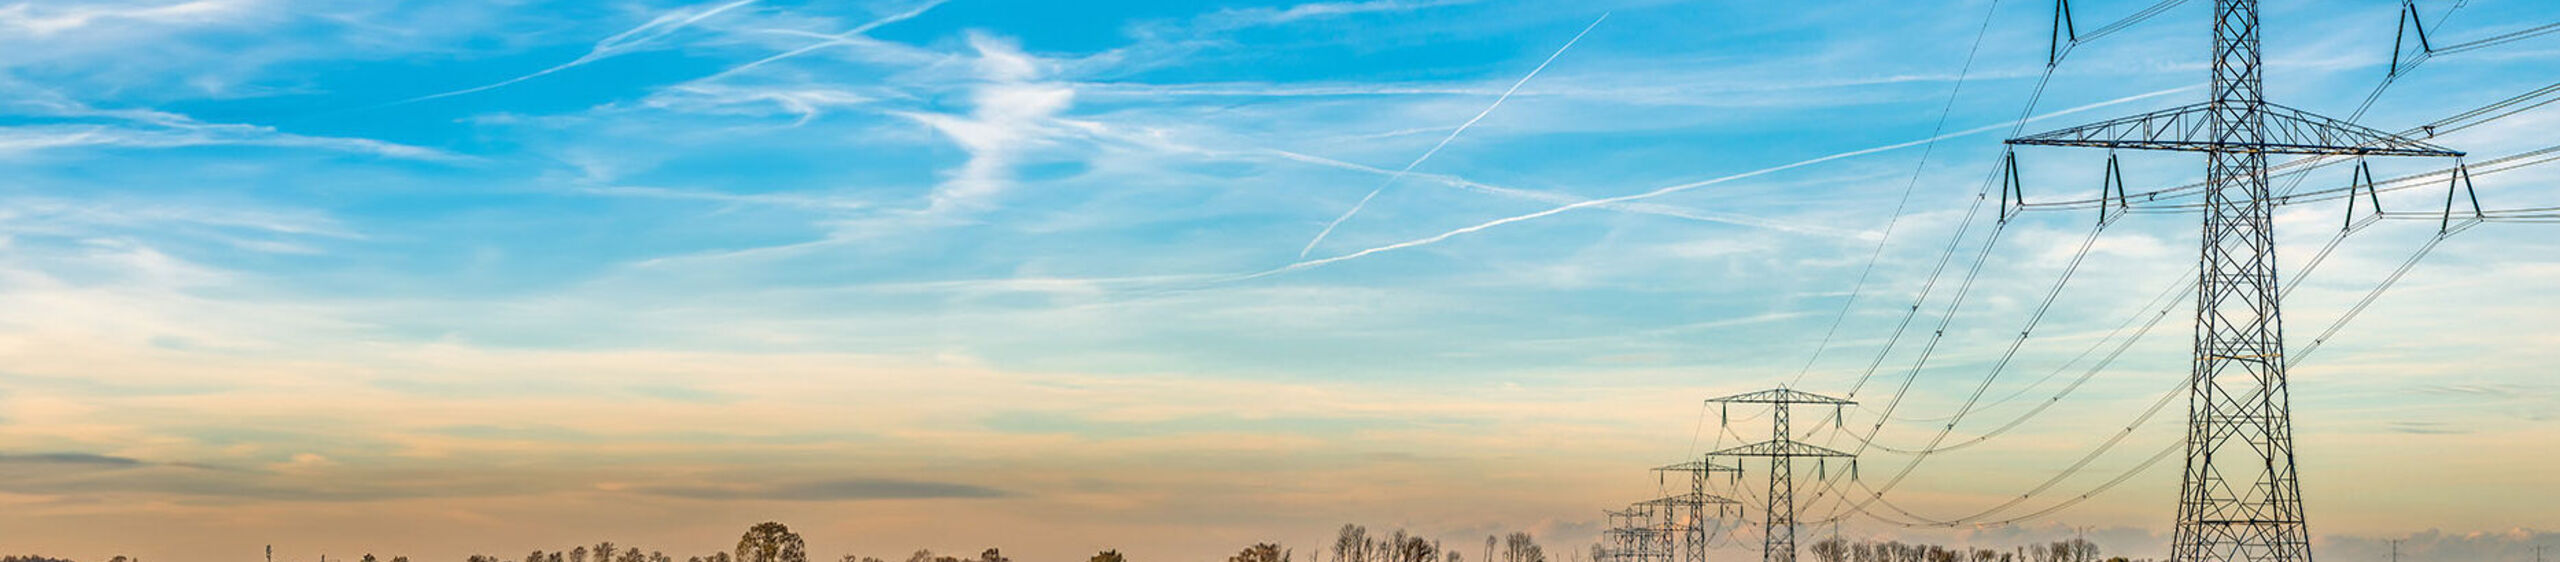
<box><xmin>1704</xmin><ymin>387</ymin><xmax>1853</xmax><ymax>405</ymax></box>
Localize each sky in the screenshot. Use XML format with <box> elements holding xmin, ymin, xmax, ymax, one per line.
<box><xmin>0</xmin><ymin>0</ymin><xmax>2557</xmax><ymax>561</ymax></box>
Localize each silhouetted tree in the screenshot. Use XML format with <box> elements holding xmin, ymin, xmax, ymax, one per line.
<box><xmin>736</xmin><ymin>522</ymin><xmax>808</xmax><ymax>562</ymax></box>
<box><xmin>1090</xmin><ymin>551</ymin><xmax>1126</xmax><ymax>562</ymax></box>
<box><xmin>905</xmin><ymin>552</ymin><xmax>934</xmax><ymax>562</ymax></box>
<box><xmin>1501</xmin><ymin>533</ymin><xmax>1544</xmax><ymax>562</ymax></box>
<box><xmin>531</xmin><ymin>550</ymin><xmax>550</xmax><ymax>562</ymax></box>
<box><xmin>1399</xmin><ymin>536</ymin><xmax>1438</xmax><ymax>562</ymax></box>
<box><xmin>574</xmin><ymin>548</ymin><xmax>590</xmax><ymax>562</ymax></box>
<box><xmin>1337</xmin><ymin>525</ymin><xmax>1370</xmax><ymax>562</ymax></box>
<box><xmin>621</xmin><ymin>548</ymin><xmax>645</xmax><ymax>562</ymax></box>
<box><xmin>979</xmin><ymin>549</ymin><xmax>1007</xmax><ymax>562</ymax></box>
<box><xmin>1235</xmin><ymin>544</ymin><xmax>1287</xmax><ymax>562</ymax></box>
<box><xmin>1812</xmin><ymin>540</ymin><xmax>1847</xmax><ymax>562</ymax></box>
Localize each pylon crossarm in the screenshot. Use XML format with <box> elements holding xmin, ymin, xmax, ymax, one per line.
<box><xmin>2006</xmin><ymin>101</ymin><xmax>2463</xmax><ymax>157</ymax></box>
<box><xmin>1703</xmin><ymin>388</ymin><xmax>1854</xmax><ymax>405</ymax></box>
<box><xmin>1707</xmin><ymin>438</ymin><xmax>1855</xmax><ymax>458</ymax></box>
<box><xmin>1654</xmin><ymin>459</ymin><xmax>1744</xmax><ymax>474</ymax></box>
<box><xmin>1637</xmin><ymin>492</ymin><xmax>1744</xmax><ymax>507</ymax></box>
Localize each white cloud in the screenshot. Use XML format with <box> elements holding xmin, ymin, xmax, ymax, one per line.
<box><xmin>0</xmin><ymin>0</ymin><xmax>253</xmax><ymax>36</ymax></box>
<box><xmin>903</xmin><ymin>32</ymin><xmax>1078</xmax><ymax>214</ymax></box>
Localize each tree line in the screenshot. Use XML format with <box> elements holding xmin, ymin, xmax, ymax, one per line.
<box><xmin>9</xmin><ymin>521</ymin><xmax>1559</xmax><ymax>562</ymax></box>
<box><xmin>1805</xmin><ymin>538</ymin><xmax>2139</xmax><ymax>562</ymax></box>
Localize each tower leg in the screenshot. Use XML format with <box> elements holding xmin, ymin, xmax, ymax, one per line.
<box><xmin>2173</xmin><ymin>2</ymin><xmax>2310</xmax><ymax>562</ymax></box>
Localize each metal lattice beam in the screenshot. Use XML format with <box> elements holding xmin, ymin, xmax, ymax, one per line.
<box><xmin>2007</xmin><ymin>101</ymin><xmax>2463</xmax><ymax>157</ymax></box>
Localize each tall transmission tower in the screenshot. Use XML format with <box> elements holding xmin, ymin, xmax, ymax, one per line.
<box><xmin>2005</xmin><ymin>2</ymin><xmax>2462</xmax><ymax>562</ymax></box>
<box><xmin>1653</xmin><ymin>460</ymin><xmax>1744</xmax><ymax>562</ymax></box>
<box><xmin>1705</xmin><ymin>388</ymin><xmax>1856</xmax><ymax>562</ymax></box>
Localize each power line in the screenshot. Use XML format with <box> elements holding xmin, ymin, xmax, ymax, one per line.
<box><xmin>1791</xmin><ymin>0</ymin><xmax>2011</xmax><ymax>389</ymax></box>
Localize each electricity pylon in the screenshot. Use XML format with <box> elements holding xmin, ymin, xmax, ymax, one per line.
<box><xmin>1653</xmin><ymin>460</ymin><xmax>1744</xmax><ymax>562</ymax></box>
<box><xmin>1606</xmin><ymin>503</ymin><xmax>1677</xmax><ymax>562</ymax></box>
<box><xmin>2005</xmin><ymin>2</ymin><xmax>2462</xmax><ymax>562</ymax></box>
<box><xmin>1706</xmin><ymin>388</ymin><xmax>1855</xmax><ymax>562</ymax></box>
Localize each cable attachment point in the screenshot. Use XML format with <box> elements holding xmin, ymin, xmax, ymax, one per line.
<box><xmin>2345</xmin><ymin>159</ymin><xmax>2381</xmax><ymax>230</ymax></box>
<box><xmin>2099</xmin><ymin>152</ymin><xmax>2129</xmax><ymax>224</ymax></box>
<box><xmin>2390</xmin><ymin>0</ymin><xmax>2435</xmax><ymax>78</ymax></box>
<box><xmin>2000</xmin><ymin>150</ymin><xmax>2026</xmax><ymax>222</ymax></box>
<box><xmin>2048</xmin><ymin>0</ymin><xmax>2079</xmax><ymax>67</ymax></box>
<box><xmin>2441</xmin><ymin>161</ymin><xmax>2482</xmax><ymax>234</ymax></box>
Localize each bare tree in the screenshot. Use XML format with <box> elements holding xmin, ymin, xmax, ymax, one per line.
<box><xmin>1502</xmin><ymin>533</ymin><xmax>1545</xmax><ymax>562</ymax></box>
<box><xmin>1235</xmin><ymin>544</ymin><xmax>1287</xmax><ymax>562</ymax></box>
<box><xmin>1812</xmin><ymin>539</ymin><xmax>1847</xmax><ymax>562</ymax></box>
<box><xmin>1337</xmin><ymin>526</ymin><xmax>1371</xmax><ymax>562</ymax></box>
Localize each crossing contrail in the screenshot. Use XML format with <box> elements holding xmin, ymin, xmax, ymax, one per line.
<box><xmin>702</xmin><ymin>0</ymin><xmax>949</xmax><ymax>82</ymax></box>
<box><xmin>1262</xmin><ymin>148</ymin><xmax>1862</xmax><ymax>238</ymax></box>
<box><xmin>1241</xmin><ymin>85</ymin><xmax>2196</xmax><ymax>280</ymax></box>
<box><xmin>1296</xmin><ymin>11</ymin><xmax>1610</xmax><ymax>258</ymax></box>
<box><xmin>393</xmin><ymin>0</ymin><xmax>760</xmax><ymax>105</ymax></box>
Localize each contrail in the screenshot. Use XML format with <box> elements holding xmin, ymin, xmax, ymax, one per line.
<box><xmin>393</xmin><ymin>0</ymin><xmax>761</xmax><ymax>105</ymax></box>
<box><xmin>1240</xmin><ymin>85</ymin><xmax>2197</xmax><ymax>280</ymax></box>
<box><xmin>1261</xmin><ymin>148</ymin><xmax>1863</xmax><ymax>238</ymax></box>
<box><xmin>1296</xmin><ymin>11</ymin><xmax>1610</xmax><ymax>258</ymax></box>
<box><xmin>702</xmin><ymin>0</ymin><xmax>950</xmax><ymax>82</ymax></box>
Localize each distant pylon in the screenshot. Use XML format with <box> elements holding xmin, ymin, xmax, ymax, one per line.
<box><xmin>1705</xmin><ymin>388</ymin><xmax>1856</xmax><ymax>562</ymax></box>
<box><xmin>1653</xmin><ymin>460</ymin><xmax>1743</xmax><ymax>562</ymax></box>
<box><xmin>2005</xmin><ymin>2</ymin><xmax>2463</xmax><ymax>562</ymax></box>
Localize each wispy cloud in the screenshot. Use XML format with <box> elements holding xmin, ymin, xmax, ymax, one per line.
<box><xmin>574</xmin><ymin>185</ymin><xmax>868</xmax><ymax>211</ymax></box>
<box><xmin>0</xmin><ymin>93</ymin><xmax>457</xmax><ymax>161</ymax></box>
<box><xmin>1181</xmin><ymin>0</ymin><xmax>1482</xmax><ymax>33</ymax></box>
<box><xmin>904</xmin><ymin>32</ymin><xmax>1077</xmax><ymax>214</ymax></box>
<box><xmin>0</xmin><ymin>0</ymin><xmax>251</xmax><ymax>36</ymax></box>
<box><xmin>632</xmin><ymin>478</ymin><xmax>1009</xmax><ymax>501</ymax></box>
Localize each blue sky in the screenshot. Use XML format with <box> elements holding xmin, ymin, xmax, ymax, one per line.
<box><xmin>1</xmin><ymin>0</ymin><xmax>2558</xmax><ymax>561</ymax></box>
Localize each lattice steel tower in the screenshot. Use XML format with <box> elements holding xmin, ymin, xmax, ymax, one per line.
<box><xmin>1706</xmin><ymin>388</ymin><xmax>1854</xmax><ymax>562</ymax></box>
<box><xmin>2005</xmin><ymin>2</ymin><xmax>2461</xmax><ymax>562</ymax></box>
<box><xmin>1653</xmin><ymin>460</ymin><xmax>1743</xmax><ymax>562</ymax></box>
